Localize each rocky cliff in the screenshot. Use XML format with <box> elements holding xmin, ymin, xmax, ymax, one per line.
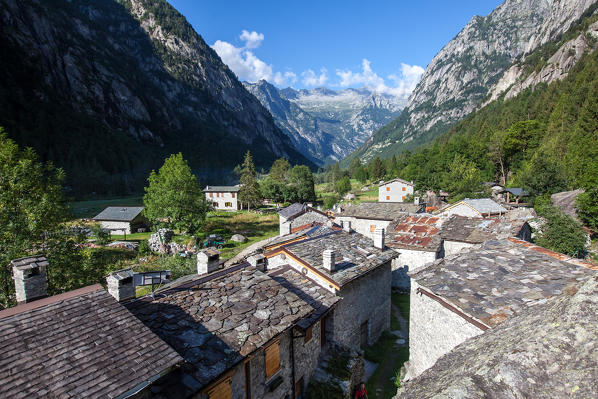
<box><xmin>244</xmin><ymin>80</ymin><xmax>402</xmax><ymax>165</ymax></box>
<box><xmin>351</xmin><ymin>0</ymin><xmax>597</xmax><ymax>162</ymax></box>
<box><xmin>0</xmin><ymin>0</ymin><xmax>311</xmax><ymax>196</ymax></box>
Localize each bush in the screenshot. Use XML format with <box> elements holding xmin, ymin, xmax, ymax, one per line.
<box><xmin>324</xmin><ymin>195</ymin><xmax>339</xmax><ymax>210</ymax></box>
<box><xmin>89</xmin><ymin>223</ymin><xmax>110</xmax><ymax>245</ymax></box>
<box><xmin>138</xmin><ymin>240</ymin><xmax>150</xmax><ymax>256</ymax></box>
<box><xmin>535</xmin><ymin>206</ymin><xmax>587</xmax><ymax>258</ymax></box>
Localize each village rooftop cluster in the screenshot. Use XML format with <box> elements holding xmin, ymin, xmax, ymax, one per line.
<box><xmin>1</xmin><ymin>180</ymin><xmax>596</xmax><ymax>399</ymax></box>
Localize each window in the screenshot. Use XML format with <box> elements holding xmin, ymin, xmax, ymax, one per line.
<box><xmin>320</xmin><ymin>317</ymin><xmax>327</xmax><ymax>348</ymax></box>
<box><xmin>244</xmin><ymin>361</ymin><xmax>251</xmax><ymax>399</ymax></box>
<box><xmin>225</xmin><ymin>202</ymin><xmax>232</xmax><ymax>207</ymax></box>
<box><xmin>295</xmin><ymin>377</ymin><xmax>304</xmax><ymax>399</ymax></box>
<box><xmin>304</xmin><ymin>326</ymin><xmax>312</xmax><ymax>343</ymax></box>
<box><xmin>370</xmin><ymin>225</ymin><xmax>376</xmax><ymax>232</ymax></box>
<box><xmin>207</xmin><ymin>377</ymin><xmax>232</xmax><ymax>399</ymax></box>
<box><xmin>402</xmin><ymin>196</ymin><xmax>405</xmax><ymax>201</ymax></box>
<box><xmin>386</xmin><ymin>186</ymin><xmax>390</xmax><ymax>191</ymax></box>
<box><xmin>210</xmin><ymin>193</ymin><xmax>213</xmax><ymax>198</ymax></box>
<box><xmin>232</xmin><ymin>192</ymin><xmax>236</xmax><ymax>198</ymax></box>
<box><xmin>402</xmin><ymin>186</ymin><xmax>406</xmax><ymax>191</ymax></box>
<box><xmin>386</xmin><ymin>196</ymin><xmax>390</xmax><ymax>201</ymax></box>
<box><xmin>265</xmin><ymin>340</ymin><xmax>280</xmax><ymax>379</ymax></box>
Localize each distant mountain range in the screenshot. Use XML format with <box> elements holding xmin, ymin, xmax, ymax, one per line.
<box><xmin>0</xmin><ymin>0</ymin><xmax>312</xmax><ymax>197</ymax></box>
<box><xmin>348</xmin><ymin>0</ymin><xmax>598</xmax><ymax>163</ymax></box>
<box><xmin>244</xmin><ymin>80</ymin><xmax>402</xmax><ymax>165</ymax></box>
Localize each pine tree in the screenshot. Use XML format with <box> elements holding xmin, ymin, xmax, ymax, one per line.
<box><xmin>239</xmin><ymin>151</ymin><xmax>262</xmax><ymax>210</ymax></box>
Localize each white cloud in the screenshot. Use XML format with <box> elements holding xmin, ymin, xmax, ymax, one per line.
<box><xmin>336</xmin><ymin>59</ymin><xmax>424</xmax><ymax>100</ymax></box>
<box><xmin>301</xmin><ymin>68</ymin><xmax>328</xmax><ymax>87</ymax></box>
<box><xmin>239</xmin><ymin>30</ymin><xmax>264</xmax><ymax>49</ymax></box>
<box><xmin>212</xmin><ymin>32</ymin><xmax>296</xmax><ymax>86</ymax></box>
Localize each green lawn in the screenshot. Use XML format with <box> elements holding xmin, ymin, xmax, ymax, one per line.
<box><xmin>69</xmin><ymin>196</ymin><xmax>143</xmax><ymax>219</ymax></box>
<box><xmin>316</xmin><ymin>179</ymin><xmax>378</xmax><ymax>208</ymax></box>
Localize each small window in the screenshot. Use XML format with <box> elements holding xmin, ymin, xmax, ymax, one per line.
<box><xmin>232</xmin><ymin>192</ymin><xmax>236</xmax><ymax>198</ymax></box>
<box><xmin>207</xmin><ymin>377</ymin><xmax>232</xmax><ymax>399</ymax></box>
<box><xmin>402</xmin><ymin>196</ymin><xmax>405</xmax><ymax>201</ymax></box>
<box><xmin>265</xmin><ymin>340</ymin><xmax>280</xmax><ymax>380</ymax></box>
<box><xmin>225</xmin><ymin>202</ymin><xmax>232</xmax><ymax>207</ymax></box>
<box><xmin>386</xmin><ymin>186</ymin><xmax>390</xmax><ymax>191</ymax></box>
<box><xmin>210</xmin><ymin>193</ymin><xmax>213</xmax><ymax>198</ymax></box>
<box><xmin>386</xmin><ymin>196</ymin><xmax>390</xmax><ymax>201</ymax></box>
<box><xmin>402</xmin><ymin>186</ymin><xmax>406</xmax><ymax>191</ymax></box>
<box><xmin>370</xmin><ymin>225</ymin><xmax>376</xmax><ymax>232</ymax></box>
<box><xmin>304</xmin><ymin>326</ymin><xmax>313</xmax><ymax>343</ymax></box>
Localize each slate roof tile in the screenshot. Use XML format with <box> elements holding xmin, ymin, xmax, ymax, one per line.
<box><xmin>385</xmin><ymin>215</ymin><xmax>443</xmax><ymax>251</ymax></box>
<box><xmin>440</xmin><ymin>215</ymin><xmax>528</xmax><ymax>243</ymax></box>
<box><xmin>93</xmin><ymin>206</ymin><xmax>144</xmax><ymax>222</ymax></box>
<box><xmin>337</xmin><ymin>202</ymin><xmax>423</xmax><ymax>220</ymax></box>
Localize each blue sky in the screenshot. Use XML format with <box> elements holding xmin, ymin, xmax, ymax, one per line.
<box><xmin>169</xmin><ymin>0</ymin><xmax>503</xmax><ymax>98</ymax></box>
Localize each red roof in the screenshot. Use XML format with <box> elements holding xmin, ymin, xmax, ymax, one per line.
<box><xmin>386</xmin><ymin>215</ymin><xmax>443</xmax><ymax>251</ymax></box>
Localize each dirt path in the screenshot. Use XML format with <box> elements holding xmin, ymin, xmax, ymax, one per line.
<box><xmin>370</xmin><ymin>303</ymin><xmax>409</xmax><ymax>398</ymax></box>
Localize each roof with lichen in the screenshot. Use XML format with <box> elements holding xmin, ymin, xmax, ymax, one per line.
<box><xmin>395</xmin><ymin>274</ymin><xmax>598</xmax><ymax>399</ymax></box>
<box><xmin>410</xmin><ymin>239</ymin><xmax>596</xmax><ymax>328</ymax></box>
<box><xmin>126</xmin><ymin>266</ymin><xmax>318</xmax><ymax>389</ymax></box>
<box><xmin>283</xmin><ymin>230</ymin><xmax>398</xmax><ymax>287</ymax></box>
<box><xmin>336</xmin><ymin>202</ymin><xmax>423</xmax><ymax>221</ymax></box>
<box><xmin>440</xmin><ymin>215</ymin><xmax>528</xmax><ymax>243</ymax></box>
<box><xmin>385</xmin><ymin>215</ymin><xmax>443</xmax><ymax>252</ymax></box>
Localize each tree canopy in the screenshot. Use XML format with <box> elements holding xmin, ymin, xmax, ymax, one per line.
<box><xmin>143</xmin><ymin>153</ymin><xmax>210</xmax><ymax>234</ymax></box>
<box><xmin>238</xmin><ymin>151</ymin><xmax>262</xmax><ymax>209</ymax></box>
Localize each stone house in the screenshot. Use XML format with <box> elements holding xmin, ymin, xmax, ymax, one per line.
<box><xmin>277</xmin><ymin>203</ymin><xmax>330</xmax><ymax>236</ymax></box>
<box><xmin>378</xmin><ymin>178</ymin><xmax>414</xmax><ymax>202</ymax></box>
<box><xmin>265</xmin><ymin>228</ymin><xmax>397</xmax><ymax>349</ymax></box>
<box><xmin>437</xmin><ymin>198</ymin><xmax>507</xmax><ymax>218</ymax></box>
<box><xmin>384</xmin><ymin>215</ymin><xmax>444</xmax><ymax>290</ymax></box>
<box><xmin>440</xmin><ymin>215</ymin><xmax>532</xmax><ymax>256</ymax></box>
<box><xmin>395</xmin><ymin>273</ymin><xmax>598</xmax><ymax>398</ymax></box>
<box><xmin>92</xmin><ymin>206</ymin><xmax>146</xmax><ymax>235</ymax></box>
<box><xmin>0</xmin><ymin>256</ymin><xmax>183</xmax><ymax>398</ymax></box>
<box><xmin>335</xmin><ymin>202</ymin><xmax>424</xmax><ymax>240</ymax></box>
<box><xmin>124</xmin><ymin>250</ymin><xmax>339</xmax><ymax>399</ymax></box>
<box><xmin>405</xmin><ymin>238</ymin><xmax>597</xmax><ymax>380</ymax></box>
<box><xmin>204</xmin><ymin>185</ymin><xmax>241</xmax><ymax>211</ymax></box>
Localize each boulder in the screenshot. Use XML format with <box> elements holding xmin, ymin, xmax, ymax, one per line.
<box><xmin>231</xmin><ymin>234</ymin><xmax>247</xmax><ymax>243</ymax></box>
<box><xmin>148</xmin><ymin>228</ymin><xmax>175</xmax><ymax>253</ymax></box>
<box><xmin>343</xmin><ymin>193</ymin><xmax>356</xmax><ymax>200</ymax></box>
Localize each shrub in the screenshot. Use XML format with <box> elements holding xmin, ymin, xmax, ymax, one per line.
<box><xmin>138</xmin><ymin>240</ymin><xmax>150</xmax><ymax>256</ymax></box>
<box><xmin>89</xmin><ymin>223</ymin><xmax>110</xmax><ymax>245</ymax></box>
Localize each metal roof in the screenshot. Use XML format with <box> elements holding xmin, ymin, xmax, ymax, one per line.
<box><xmin>93</xmin><ymin>206</ymin><xmax>144</xmax><ymax>222</ymax></box>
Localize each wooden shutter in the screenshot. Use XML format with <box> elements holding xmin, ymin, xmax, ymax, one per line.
<box><xmin>264</xmin><ymin>341</ymin><xmax>280</xmax><ymax>379</ymax></box>
<box><xmin>386</xmin><ymin>186</ymin><xmax>390</xmax><ymax>191</ymax></box>
<box><xmin>370</xmin><ymin>225</ymin><xmax>376</xmax><ymax>232</ymax></box>
<box><xmin>402</xmin><ymin>186</ymin><xmax>406</xmax><ymax>191</ymax></box>
<box><xmin>207</xmin><ymin>377</ymin><xmax>232</xmax><ymax>399</ymax></box>
<box><xmin>386</xmin><ymin>196</ymin><xmax>390</xmax><ymax>200</ymax></box>
<box><xmin>304</xmin><ymin>326</ymin><xmax>312</xmax><ymax>343</ymax></box>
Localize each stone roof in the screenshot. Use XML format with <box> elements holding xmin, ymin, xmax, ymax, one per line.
<box><xmin>10</xmin><ymin>255</ymin><xmax>49</xmax><ymax>271</ymax></box>
<box><xmin>440</xmin><ymin>215</ymin><xmax>527</xmax><ymax>243</ymax></box>
<box><xmin>379</xmin><ymin>178</ymin><xmax>414</xmax><ymax>187</ymax></box>
<box><xmin>126</xmin><ymin>266</ymin><xmax>317</xmax><ymax>389</ymax></box>
<box><xmin>395</xmin><ymin>274</ymin><xmax>598</xmax><ymax>399</ymax></box>
<box><xmin>504</xmin><ymin>187</ymin><xmax>528</xmax><ymax>197</ymax></box>
<box><xmin>203</xmin><ymin>185</ymin><xmax>240</xmax><ymax>192</ymax></box>
<box><xmin>441</xmin><ymin>198</ymin><xmax>507</xmax><ymax>216</ymax></box>
<box><xmin>93</xmin><ymin>206</ymin><xmax>144</xmax><ymax>222</ymax></box>
<box><xmin>268</xmin><ymin>265</ymin><xmax>340</xmax><ymax>329</ymax></box>
<box><xmin>411</xmin><ymin>239</ymin><xmax>596</xmax><ymax>328</ymax></box>
<box><xmin>284</xmin><ymin>230</ymin><xmax>397</xmax><ymax>287</ymax></box>
<box><xmin>337</xmin><ymin>202</ymin><xmax>423</xmax><ymax>221</ymax></box>
<box><xmin>266</xmin><ymin>223</ymin><xmax>337</xmax><ymax>249</ymax></box>
<box><xmin>385</xmin><ymin>215</ymin><xmax>443</xmax><ymax>252</ymax></box>
<box><xmin>0</xmin><ymin>285</ymin><xmax>182</xmax><ymax>399</ymax></box>
<box><xmin>278</xmin><ymin>202</ymin><xmax>306</xmax><ymax>219</ymax></box>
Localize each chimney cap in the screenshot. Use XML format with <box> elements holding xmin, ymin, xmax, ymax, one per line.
<box><xmin>106</xmin><ymin>268</ymin><xmax>134</xmax><ymax>281</ymax></box>
<box><xmin>11</xmin><ymin>256</ymin><xmax>49</xmax><ymax>271</ymax></box>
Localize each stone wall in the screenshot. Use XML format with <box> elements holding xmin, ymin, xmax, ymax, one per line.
<box><xmin>293</xmin><ymin>321</ymin><xmax>323</xmax><ymax>394</ymax></box>
<box><xmin>100</xmin><ymin>220</ymin><xmax>131</xmax><ymax>235</ymax></box>
<box><xmin>205</xmin><ymin>192</ymin><xmax>239</xmax><ymax>211</ymax></box>
<box><xmin>335</xmin><ymin>216</ymin><xmax>391</xmax><ymax>240</ymax></box>
<box><xmin>332</xmin><ymin>262</ymin><xmax>391</xmax><ymax>348</ymax></box>
<box><xmin>291</xmin><ymin>211</ymin><xmax>329</xmax><ymax>229</ymax></box>
<box><xmin>443</xmin><ymin>240</ymin><xmax>475</xmax><ymax>256</ymax></box>
<box><xmin>405</xmin><ymin>280</ymin><xmax>483</xmax><ymax>379</ymax></box>
<box><xmin>439</xmin><ymin>203</ymin><xmax>480</xmax><ymax>218</ymax></box>
<box><xmin>390</xmin><ymin>249</ymin><xmax>438</xmax><ymax>291</ymax></box>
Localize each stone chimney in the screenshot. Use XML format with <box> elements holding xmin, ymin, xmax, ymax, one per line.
<box><xmin>11</xmin><ymin>256</ymin><xmax>49</xmax><ymax>304</ymax></box>
<box><xmin>248</xmin><ymin>254</ymin><xmax>267</xmax><ymax>272</ymax></box>
<box><xmin>373</xmin><ymin>228</ymin><xmax>385</xmax><ymax>249</ymax></box>
<box><xmin>342</xmin><ymin>220</ymin><xmax>352</xmax><ymax>233</ymax></box>
<box><xmin>197</xmin><ymin>249</ymin><xmax>220</xmax><ymax>275</ymax></box>
<box><xmin>280</xmin><ymin>220</ymin><xmax>292</xmax><ymax>236</ymax></box>
<box><xmin>323</xmin><ymin>249</ymin><xmax>336</xmax><ymax>272</ymax></box>
<box><xmin>106</xmin><ymin>269</ymin><xmax>136</xmax><ymax>302</ymax></box>
<box><xmin>414</xmin><ymin>196</ymin><xmax>420</xmax><ymax>205</ymax></box>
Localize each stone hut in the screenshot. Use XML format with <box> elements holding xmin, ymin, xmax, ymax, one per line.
<box><xmin>384</xmin><ymin>215</ymin><xmax>444</xmax><ymax>290</ymax></box>
<box><xmin>265</xmin><ymin>228</ymin><xmax>398</xmax><ymax>349</ymax></box>
<box><xmin>437</xmin><ymin>198</ymin><xmax>507</xmax><ymax>218</ymax></box>
<box><xmin>395</xmin><ymin>274</ymin><xmax>598</xmax><ymax>398</ymax></box>
<box><xmin>277</xmin><ymin>203</ymin><xmax>330</xmax><ymax>236</ymax></box>
<box><xmin>92</xmin><ymin>206</ymin><xmax>146</xmax><ymax>235</ymax></box>
<box><xmin>0</xmin><ymin>284</ymin><xmax>182</xmax><ymax>398</ymax></box>
<box><xmin>405</xmin><ymin>238</ymin><xmax>597</xmax><ymax>380</ymax></box>
<box><xmin>126</xmin><ymin>264</ymin><xmax>339</xmax><ymax>399</ymax></box>
<box><xmin>440</xmin><ymin>215</ymin><xmax>532</xmax><ymax>256</ymax></box>
<box><xmin>334</xmin><ymin>202</ymin><xmax>424</xmax><ymax>240</ymax></box>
